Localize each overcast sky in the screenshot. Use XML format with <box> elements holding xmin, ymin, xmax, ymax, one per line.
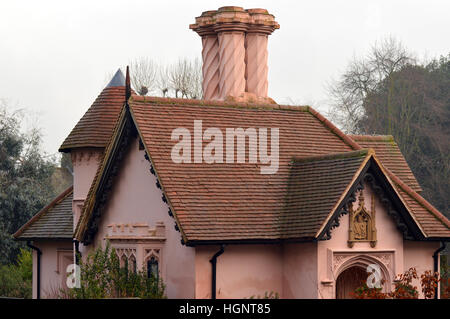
<box><xmin>0</xmin><ymin>0</ymin><xmax>449</xmax><ymax>155</ymax></box>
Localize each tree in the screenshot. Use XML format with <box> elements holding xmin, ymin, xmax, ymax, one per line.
<box><xmin>327</xmin><ymin>38</ymin><xmax>449</xmax><ymax>215</ymax></box>
<box><xmin>51</xmin><ymin>153</ymin><xmax>73</xmax><ymax>195</ymax></box>
<box><xmin>130</xmin><ymin>57</ymin><xmax>158</xmax><ymax>96</ymax></box>
<box><xmin>362</xmin><ymin>57</ymin><xmax>449</xmax><ymax>213</ymax></box>
<box><xmin>0</xmin><ymin>248</ymin><xmax>32</xmax><ymax>298</ymax></box>
<box><xmin>328</xmin><ymin>37</ymin><xmax>414</xmax><ymax>133</ymax></box>
<box><xmin>128</xmin><ymin>57</ymin><xmax>202</xmax><ymax>99</ymax></box>
<box><xmin>0</xmin><ymin>102</ymin><xmax>57</xmax><ymax>264</ymax></box>
<box><xmin>157</xmin><ymin>64</ymin><xmax>171</xmax><ymax>97</ymax></box>
<box><xmin>168</xmin><ymin>57</ymin><xmax>202</xmax><ymax>99</ymax></box>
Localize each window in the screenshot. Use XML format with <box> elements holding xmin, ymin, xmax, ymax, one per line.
<box><xmin>144</xmin><ymin>248</ymin><xmax>161</xmax><ymax>279</ymax></box>
<box><xmin>147</xmin><ymin>256</ymin><xmax>159</xmax><ymax>279</ymax></box>
<box><xmin>116</xmin><ymin>248</ymin><xmax>137</xmax><ymax>273</ymax></box>
<box><xmin>106</xmin><ymin>223</ymin><xmax>165</xmax><ymax>278</ymax></box>
<box><xmin>56</xmin><ymin>250</ymin><xmax>74</xmax><ymax>290</ymax></box>
<box><xmin>110</xmin><ymin>243</ymin><xmax>163</xmax><ymax>278</ymax></box>
<box><xmin>120</xmin><ymin>254</ymin><xmax>128</xmax><ymax>270</ymax></box>
<box><xmin>129</xmin><ymin>254</ymin><xmax>137</xmax><ymax>273</ymax></box>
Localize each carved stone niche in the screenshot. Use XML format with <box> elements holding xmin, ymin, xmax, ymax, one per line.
<box><xmin>348</xmin><ymin>191</ymin><xmax>377</xmax><ymax>248</ymax></box>
<box><xmin>105</xmin><ymin>222</ymin><xmax>166</xmax><ymax>242</ymax></box>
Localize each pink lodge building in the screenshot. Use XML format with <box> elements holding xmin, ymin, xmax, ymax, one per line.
<box><xmin>14</xmin><ymin>6</ymin><xmax>450</xmax><ymax>299</ymax></box>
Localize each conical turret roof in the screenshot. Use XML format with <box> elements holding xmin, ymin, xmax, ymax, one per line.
<box><xmin>106</xmin><ymin>69</ymin><xmax>126</xmax><ymax>87</ymax></box>
<box><xmin>59</xmin><ymin>69</ymin><xmax>128</xmax><ymax>152</ymax></box>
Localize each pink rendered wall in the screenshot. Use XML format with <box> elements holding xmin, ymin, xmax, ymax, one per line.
<box><xmin>71</xmin><ymin>149</ymin><xmax>102</xmax><ymax>261</ymax></box>
<box><xmin>32</xmin><ymin>241</ymin><xmax>73</xmax><ymax>299</ymax></box>
<box><xmin>317</xmin><ymin>182</ymin><xmax>405</xmax><ymax>298</ymax></box>
<box><xmin>72</xmin><ymin>148</ymin><xmax>102</xmax><ymax>200</ymax></box>
<box><xmin>403</xmin><ymin>240</ymin><xmax>439</xmax><ymax>298</ymax></box>
<box><xmin>89</xmin><ymin>136</ymin><xmax>196</xmax><ymax>298</ymax></box>
<box><xmin>71</xmin><ymin>148</ymin><xmax>102</xmax><ymax>230</ymax></box>
<box><xmin>195</xmin><ymin>244</ymin><xmax>283</xmax><ymax>299</ymax></box>
<box><xmin>282</xmin><ymin>242</ymin><xmax>318</xmax><ymax>298</ymax></box>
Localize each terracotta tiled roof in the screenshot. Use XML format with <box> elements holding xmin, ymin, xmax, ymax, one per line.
<box><xmin>384</xmin><ymin>168</ymin><xmax>450</xmax><ymax>238</ymax></box>
<box><xmin>59</xmin><ymin>86</ymin><xmax>127</xmax><ymax>152</ymax></box>
<box><xmin>395</xmin><ymin>185</ymin><xmax>449</xmax><ymax>238</ymax></box>
<box><xmin>127</xmin><ymin>96</ymin><xmax>357</xmax><ymax>242</ymax></box>
<box><xmin>349</xmin><ymin>135</ymin><xmax>449</xmax><ymax>237</ymax></box>
<box><xmin>14</xmin><ymin>186</ymin><xmax>73</xmax><ymax>240</ymax></box>
<box><xmin>75</xmin><ymin>96</ymin><xmax>449</xmax><ymax>243</ymax></box>
<box><xmin>349</xmin><ymin>135</ymin><xmax>422</xmax><ymax>192</ymax></box>
<box><xmin>282</xmin><ymin>149</ymin><xmax>370</xmax><ymax>239</ymax></box>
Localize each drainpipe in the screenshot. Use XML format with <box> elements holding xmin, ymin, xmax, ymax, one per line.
<box><xmin>210</xmin><ymin>244</ymin><xmax>225</xmax><ymax>299</ymax></box>
<box><xmin>73</xmin><ymin>240</ymin><xmax>81</xmax><ymax>264</ymax></box>
<box><xmin>433</xmin><ymin>241</ymin><xmax>446</xmax><ymax>299</ymax></box>
<box><xmin>27</xmin><ymin>241</ymin><xmax>42</xmax><ymax>299</ymax></box>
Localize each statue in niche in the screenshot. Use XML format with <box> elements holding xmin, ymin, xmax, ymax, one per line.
<box><xmin>353</xmin><ymin>213</ymin><xmax>369</xmax><ymax>239</ymax></box>
<box><xmin>348</xmin><ymin>191</ymin><xmax>377</xmax><ymax>247</ymax></box>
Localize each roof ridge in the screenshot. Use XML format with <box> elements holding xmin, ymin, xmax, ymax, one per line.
<box><xmin>130</xmin><ymin>94</ymin><xmax>310</xmax><ymax>112</ymax></box>
<box><xmin>292</xmin><ymin>149</ymin><xmax>373</xmax><ymax>164</ymax></box>
<box><xmin>13</xmin><ymin>186</ymin><xmax>73</xmax><ymax>239</ymax></box>
<box><xmin>350</xmin><ymin>134</ymin><xmax>395</xmax><ymax>142</ymax></box>
<box><xmin>307</xmin><ymin>107</ymin><xmax>362</xmax><ymax>151</ymax></box>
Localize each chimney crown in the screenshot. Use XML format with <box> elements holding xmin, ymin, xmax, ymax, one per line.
<box><xmin>190</xmin><ymin>7</ymin><xmax>279</xmax><ymax>32</ymax></box>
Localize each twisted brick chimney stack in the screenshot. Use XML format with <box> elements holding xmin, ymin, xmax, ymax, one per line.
<box><xmin>190</xmin><ymin>6</ymin><xmax>279</xmax><ymax>102</ymax></box>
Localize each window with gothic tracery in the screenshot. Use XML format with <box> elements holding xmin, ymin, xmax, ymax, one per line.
<box><xmin>129</xmin><ymin>254</ymin><xmax>137</xmax><ymax>273</ymax></box>
<box><xmin>144</xmin><ymin>248</ymin><xmax>160</xmax><ymax>279</ymax></box>
<box><xmin>147</xmin><ymin>256</ymin><xmax>159</xmax><ymax>279</ymax></box>
<box><xmin>116</xmin><ymin>248</ymin><xmax>137</xmax><ymax>273</ymax></box>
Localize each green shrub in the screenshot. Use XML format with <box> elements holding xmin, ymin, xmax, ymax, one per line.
<box><xmin>0</xmin><ymin>248</ymin><xmax>32</xmax><ymax>298</ymax></box>
<box><xmin>66</xmin><ymin>243</ymin><xmax>165</xmax><ymax>299</ymax></box>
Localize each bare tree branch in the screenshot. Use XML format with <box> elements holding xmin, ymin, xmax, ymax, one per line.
<box><xmin>129</xmin><ymin>57</ymin><xmax>157</xmax><ymax>96</ymax></box>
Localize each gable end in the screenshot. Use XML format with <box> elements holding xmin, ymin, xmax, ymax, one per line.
<box><xmin>318</xmin><ymin>157</ymin><xmax>425</xmax><ymax>241</ymax></box>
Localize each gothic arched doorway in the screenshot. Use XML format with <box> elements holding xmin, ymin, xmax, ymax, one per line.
<box><xmin>335</xmin><ymin>266</ymin><xmax>368</xmax><ymax>299</ymax></box>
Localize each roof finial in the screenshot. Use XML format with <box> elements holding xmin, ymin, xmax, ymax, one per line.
<box><xmin>125</xmin><ymin>65</ymin><xmax>131</xmax><ymax>100</ymax></box>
